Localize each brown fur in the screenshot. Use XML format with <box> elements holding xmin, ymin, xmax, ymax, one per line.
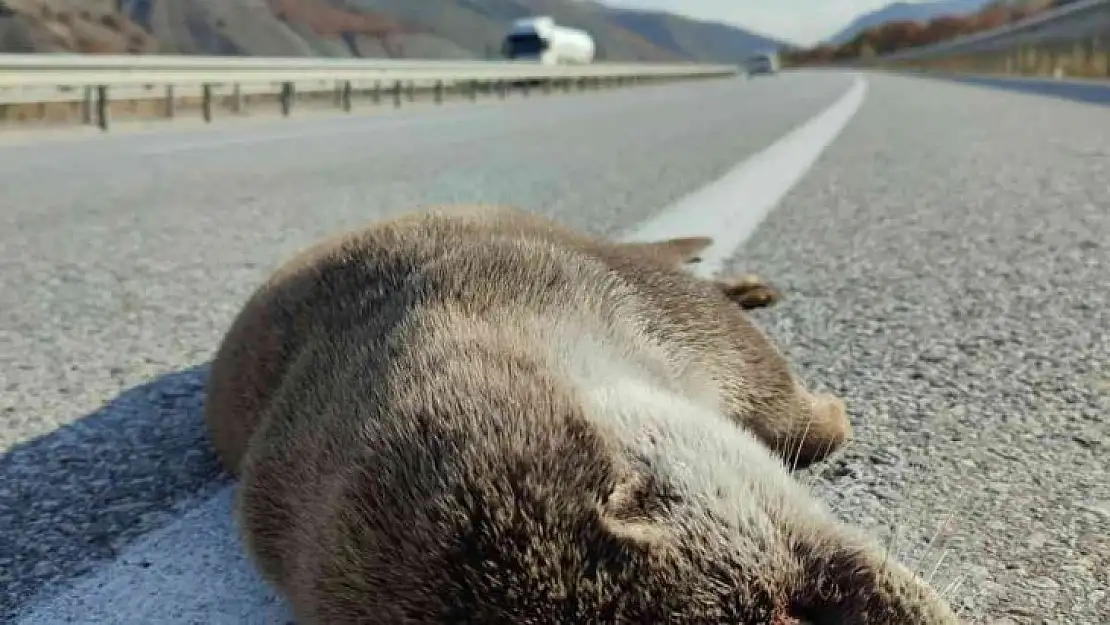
<box><xmin>204</xmin><ymin>205</ymin><xmax>960</xmax><ymax>624</ymax></box>
<box><xmin>609</xmin><ymin>237</ymin><xmax>784</xmax><ymax>311</ymax></box>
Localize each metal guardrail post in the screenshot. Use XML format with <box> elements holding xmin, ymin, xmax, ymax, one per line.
<box><xmin>371</xmin><ymin>80</ymin><xmax>381</xmax><ymax>104</ymax></box>
<box><xmin>81</xmin><ymin>86</ymin><xmax>93</xmax><ymax>125</ymax></box>
<box><xmin>202</xmin><ymin>84</ymin><xmax>213</xmax><ymax>123</ymax></box>
<box><xmin>232</xmin><ymin>84</ymin><xmax>243</xmax><ymax>114</ymax></box>
<box><xmin>393</xmin><ymin>80</ymin><xmax>402</xmax><ymax>107</ymax></box>
<box><xmin>95</xmin><ymin>85</ymin><xmax>109</xmax><ymax>131</ymax></box>
<box><xmin>433</xmin><ymin>80</ymin><xmax>444</xmax><ymax>104</ymax></box>
<box><xmin>341</xmin><ymin>81</ymin><xmax>352</xmax><ymax>112</ymax></box>
<box><xmin>164</xmin><ymin>85</ymin><xmax>175</xmax><ymax>118</ymax></box>
<box><xmin>280</xmin><ymin>82</ymin><xmax>294</xmax><ymax>116</ymax></box>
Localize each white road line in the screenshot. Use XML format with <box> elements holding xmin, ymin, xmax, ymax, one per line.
<box><xmin>16</xmin><ymin>486</ymin><xmax>293</xmax><ymax>624</ymax></box>
<box><xmin>621</xmin><ymin>73</ymin><xmax>868</xmax><ymax>278</ymax></box>
<box><xmin>14</xmin><ymin>73</ymin><xmax>868</xmax><ymax>625</ymax></box>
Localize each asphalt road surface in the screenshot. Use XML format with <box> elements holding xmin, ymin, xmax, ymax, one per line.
<box><xmin>1</xmin><ymin>69</ymin><xmax>1107</xmax><ymax>624</ymax></box>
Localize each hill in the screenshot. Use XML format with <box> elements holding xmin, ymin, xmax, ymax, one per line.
<box><xmin>826</xmin><ymin>0</ymin><xmax>992</xmax><ymax>45</ymax></box>
<box><xmin>601</xmin><ymin>6</ymin><xmax>783</xmax><ymax>62</ymax></box>
<box><xmin>785</xmin><ymin>0</ymin><xmax>1057</xmax><ymax>65</ymax></box>
<box><xmin>0</xmin><ymin>0</ymin><xmax>160</xmax><ymax>53</ymax></box>
<box><xmin>0</xmin><ymin>0</ymin><xmax>789</xmax><ymax>63</ymax></box>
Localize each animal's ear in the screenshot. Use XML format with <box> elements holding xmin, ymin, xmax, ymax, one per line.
<box><xmin>716</xmin><ymin>274</ymin><xmax>783</xmax><ymax>310</ymax></box>
<box><xmin>615</xmin><ymin>237</ymin><xmax>714</xmax><ymax>267</ymax></box>
<box><xmin>598</xmin><ymin>470</ymin><xmax>673</xmax><ymax>547</ymax></box>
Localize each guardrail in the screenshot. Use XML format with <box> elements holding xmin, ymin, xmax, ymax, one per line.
<box><xmin>0</xmin><ymin>54</ymin><xmax>739</xmax><ymax>131</ymax></box>
<box><xmin>862</xmin><ymin>0</ymin><xmax>1110</xmax><ymax>80</ymax></box>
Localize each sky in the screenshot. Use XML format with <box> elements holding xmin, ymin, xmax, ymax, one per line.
<box><xmin>601</xmin><ymin>0</ymin><xmax>927</xmax><ymax>46</ymax></box>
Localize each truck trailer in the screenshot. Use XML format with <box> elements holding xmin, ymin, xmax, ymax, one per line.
<box><xmin>501</xmin><ymin>16</ymin><xmax>596</xmax><ymax>65</ymax></box>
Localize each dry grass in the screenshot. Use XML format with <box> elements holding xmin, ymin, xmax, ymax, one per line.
<box><xmin>880</xmin><ymin>37</ymin><xmax>1110</xmax><ymax>81</ymax></box>
<box><xmin>784</xmin><ymin>0</ymin><xmax>1056</xmax><ymax>66</ymax></box>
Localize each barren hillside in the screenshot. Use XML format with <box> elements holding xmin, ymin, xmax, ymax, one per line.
<box><xmin>0</xmin><ymin>0</ymin><xmax>788</xmax><ymax>62</ymax></box>
<box><xmin>0</xmin><ymin>0</ymin><xmax>159</xmax><ymax>53</ymax></box>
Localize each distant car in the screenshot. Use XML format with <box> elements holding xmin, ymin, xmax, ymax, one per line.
<box><xmin>746</xmin><ymin>52</ymin><xmax>780</xmax><ymax>76</ymax></box>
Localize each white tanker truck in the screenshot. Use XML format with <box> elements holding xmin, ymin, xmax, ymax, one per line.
<box><xmin>501</xmin><ymin>16</ymin><xmax>596</xmax><ymax>65</ymax></box>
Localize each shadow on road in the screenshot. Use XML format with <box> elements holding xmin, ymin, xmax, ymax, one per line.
<box><xmin>932</xmin><ymin>74</ymin><xmax>1110</xmax><ymax>106</ymax></box>
<box><xmin>0</xmin><ymin>364</ymin><xmax>230</xmax><ymax>621</ymax></box>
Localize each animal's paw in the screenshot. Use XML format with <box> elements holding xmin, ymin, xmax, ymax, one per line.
<box><xmin>786</xmin><ymin>391</ymin><xmax>851</xmax><ymax>470</ymax></box>
<box><xmin>718</xmin><ymin>274</ymin><xmax>783</xmax><ymax>310</ymax></box>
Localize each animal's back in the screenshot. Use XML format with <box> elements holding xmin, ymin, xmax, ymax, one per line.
<box><xmin>205</xmin><ymin>204</ymin><xmax>767</xmax><ymax>475</ymax></box>
<box><xmin>208</xmin><ymin>205</ymin><xmax>719</xmax><ymax>620</ymax></box>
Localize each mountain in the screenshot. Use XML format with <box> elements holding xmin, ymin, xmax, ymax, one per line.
<box><xmin>0</xmin><ymin>0</ymin><xmax>789</xmax><ymax>63</ymax></box>
<box><xmin>0</xmin><ymin>0</ymin><xmax>161</xmax><ymax>53</ymax></box>
<box><xmin>825</xmin><ymin>0</ymin><xmax>992</xmax><ymax>45</ymax></box>
<box><xmin>601</xmin><ymin>6</ymin><xmax>784</xmax><ymax>61</ymax></box>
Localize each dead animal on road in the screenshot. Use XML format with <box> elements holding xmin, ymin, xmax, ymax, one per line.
<box><xmin>204</xmin><ymin>204</ymin><xmax>961</xmax><ymax>624</ymax></box>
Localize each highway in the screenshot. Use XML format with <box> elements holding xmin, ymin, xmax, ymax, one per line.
<box><xmin>1</xmin><ymin>69</ymin><xmax>1107</xmax><ymax>624</ymax></box>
